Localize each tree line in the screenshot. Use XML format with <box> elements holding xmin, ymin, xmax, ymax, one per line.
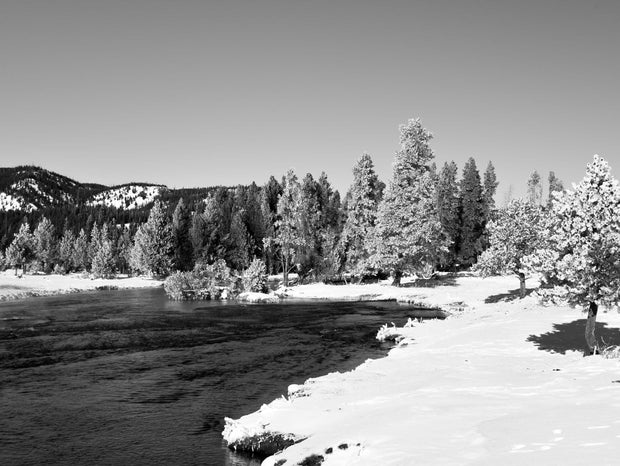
<box><xmin>0</xmin><ymin>117</ymin><xmax>568</xmax><ymax>287</ymax></box>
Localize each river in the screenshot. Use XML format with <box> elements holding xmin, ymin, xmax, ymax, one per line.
<box><xmin>0</xmin><ymin>288</ymin><xmax>424</xmax><ymax>465</ymax></box>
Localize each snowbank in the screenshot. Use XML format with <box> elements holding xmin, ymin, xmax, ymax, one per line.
<box><xmin>237</xmin><ymin>291</ymin><xmax>281</xmax><ymax>303</ymax></box>
<box><xmin>0</xmin><ymin>271</ymin><xmax>163</xmax><ymax>300</ymax></box>
<box><xmin>224</xmin><ymin>275</ymin><xmax>620</xmax><ymax>465</ymax></box>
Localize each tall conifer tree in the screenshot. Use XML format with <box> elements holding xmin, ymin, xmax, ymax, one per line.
<box><xmin>458</xmin><ymin>157</ymin><xmax>485</xmax><ymax>266</ymax></box>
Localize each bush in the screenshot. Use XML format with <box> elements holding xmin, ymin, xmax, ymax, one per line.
<box><xmin>242</xmin><ymin>259</ymin><xmax>268</xmax><ymax>293</ymax></box>
<box><xmin>164</xmin><ymin>260</ymin><xmax>235</xmax><ymax>300</ymax></box>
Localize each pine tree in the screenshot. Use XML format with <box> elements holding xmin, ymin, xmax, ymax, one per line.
<box><xmin>482</xmin><ymin>161</ymin><xmax>498</xmax><ymax>217</ymax></box>
<box><xmin>341</xmin><ymin>153</ymin><xmax>383</xmax><ymax>278</ymax></box>
<box><xmin>88</xmin><ymin>223</ymin><xmax>102</xmax><ymax>270</ymax></box>
<box><xmin>228</xmin><ymin>209</ymin><xmax>251</xmax><ymax>271</ymax></box>
<box><xmin>547</xmin><ymin>171</ymin><xmax>564</xmax><ymax>207</ymax></box>
<box><xmin>435</xmin><ymin>161</ymin><xmax>460</xmax><ymax>269</ymax></box>
<box><xmin>475</xmin><ymin>199</ymin><xmax>545</xmax><ymax>297</ymax></box>
<box><xmin>72</xmin><ymin>228</ymin><xmax>90</xmax><ymax>271</ymax></box>
<box><xmin>129</xmin><ymin>201</ymin><xmax>174</xmax><ymax>276</ymax></box>
<box><xmin>526</xmin><ymin>170</ymin><xmax>543</xmax><ymax>205</ymax></box>
<box><xmin>458</xmin><ymin>157</ymin><xmax>485</xmax><ymax>266</ymax></box>
<box><xmin>91</xmin><ymin>235</ymin><xmax>115</xmax><ymax>278</ymax></box>
<box><xmin>523</xmin><ymin>155</ymin><xmax>620</xmax><ymax>355</ymax></box>
<box><xmin>58</xmin><ymin>228</ymin><xmax>76</xmax><ymax>273</ymax></box>
<box><xmin>116</xmin><ymin>228</ymin><xmax>133</xmax><ymax>275</ymax></box>
<box><xmin>263</xmin><ymin>169</ymin><xmax>306</xmax><ymax>286</ymax></box>
<box><xmin>33</xmin><ymin>216</ymin><xmax>57</xmax><ymax>273</ymax></box>
<box><xmin>5</xmin><ymin>222</ymin><xmax>35</xmax><ymax>274</ymax></box>
<box><xmin>369</xmin><ymin>118</ymin><xmax>449</xmax><ymax>285</ymax></box>
<box><xmin>172</xmin><ymin>198</ymin><xmax>193</xmax><ymax>271</ymax></box>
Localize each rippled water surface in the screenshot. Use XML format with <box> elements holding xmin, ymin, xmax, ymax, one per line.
<box><xmin>0</xmin><ymin>288</ymin><xmax>421</xmax><ymax>465</ymax></box>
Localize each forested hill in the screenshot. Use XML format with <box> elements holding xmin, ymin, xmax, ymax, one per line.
<box><xmin>0</xmin><ymin>165</ymin><xmax>225</xmax><ymax>248</ymax></box>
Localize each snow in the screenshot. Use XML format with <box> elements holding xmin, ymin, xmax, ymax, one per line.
<box><xmin>0</xmin><ymin>192</ymin><xmax>36</xmax><ymax>212</ymax></box>
<box><xmin>0</xmin><ymin>270</ymin><xmax>163</xmax><ymax>301</ymax></box>
<box><xmin>88</xmin><ymin>185</ymin><xmax>162</xmax><ymax>210</ymax></box>
<box><xmin>224</xmin><ymin>275</ymin><xmax>620</xmax><ymax>465</ymax></box>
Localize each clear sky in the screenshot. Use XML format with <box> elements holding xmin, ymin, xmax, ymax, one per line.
<box><xmin>1</xmin><ymin>0</ymin><xmax>618</xmax><ymax>200</ymax></box>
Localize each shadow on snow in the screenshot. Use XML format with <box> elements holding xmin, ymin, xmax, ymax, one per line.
<box><xmin>527</xmin><ymin>319</ymin><xmax>620</xmax><ymax>354</ymax></box>
<box><xmin>484</xmin><ymin>287</ymin><xmax>536</xmax><ymax>303</ymax></box>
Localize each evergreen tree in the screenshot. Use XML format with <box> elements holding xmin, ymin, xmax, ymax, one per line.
<box><xmin>482</xmin><ymin>161</ymin><xmax>498</xmax><ymax>217</ymax></box>
<box><xmin>341</xmin><ymin>153</ymin><xmax>382</xmax><ymax>277</ymax></box>
<box><xmin>435</xmin><ymin>161</ymin><xmax>460</xmax><ymax>269</ymax></box>
<box><xmin>172</xmin><ymin>198</ymin><xmax>193</xmax><ymax>271</ymax></box>
<box><xmin>547</xmin><ymin>171</ymin><xmax>564</xmax><ymax>207</ymax></box>
<box><xmin>228</xmin><ymin>209</ymin><xmax>251</xmax><ymax>271</ymax></box>
<box><xmin>264</xmin><ymin>169</ymin><xmax>306</xmax><ymax>286</ymax></box>
<box><xmin>72</xmin><ymin>228</ymin><xmax>90</xmax><ymax>271</ymax></box>
<box><xmin>475</xmin><ymin>199</ymin><xmax>545</xmax><ymax>297</ymax></box>
<box><xmin>88</xmin><ymin>223</ymin><xmax>102</xmax><ymax>270</ymax></box>
<box><xmin>369</xmin><ymin>118</ymin><xmax>449</xmax><ymax>285</ymax></box>
<box><xmin>526</xmin><ymin>170</ymin><xmax>543</xmax><ymax>205</ymax></box>
<box><xmin>5</xmin><ymin>222</ymin><xmax>35</xmax><ymax>274</ymax></box>
<box><xmin>129</xmin><ymin>201</ymin><xmax>174</xmax><ymax>276</ymax></box>
<box><xmin>523</xmin><ymin>155</ymin><xmax>620</xmax><ymax>355</ymax></box>
<box><xmin>116</xmin><ymin>227</ymin><xmax>133</xmax><ymax>275</ymax></box>
<box><xmin>91</xmin><ymin>236</ymin><xmax>116</xmax><ymax>278</ymax></box>
<box><xmin>57</xmin><ymin>228</ymin><xmax>76</xmax><ymax>273</ymax></box>
<box><xmin>33</xmin><ymin>216</ymin><xmax>57</xmax><ymax>273</ymax></box>
<box><xmin>458</xmin><ymin>157</ymin><xmax>485</xmax><ymax>266</ymax></box>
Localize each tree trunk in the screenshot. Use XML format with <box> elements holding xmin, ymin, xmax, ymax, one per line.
<box><xmin>282</xmin><ymin>255</ymin><xmax>289</xmax><ymax>288</ymax></box>
<box><xmin>518</xmin><ymin>272</ymin><xmax>526</xmax><ymax>298</ymax></box>
<box><xmin>392</xmin><ymin>270</ymin><xmax>402</xmax><ymax>287</ymax></box>
<box><xmin>585</xmin><ymin>301</ymin><xmax>598</xmax><ymax>356</ymax></box>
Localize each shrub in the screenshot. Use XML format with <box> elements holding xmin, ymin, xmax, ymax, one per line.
<box><xmin>242</xmin><ymin>259</ymin><xmax>268</xmax><ymax>293</ymax></box>
<box><xmin>165</xmin><ymin>260</ymin><xmax>235</xmax><ymax>300</ymax></box>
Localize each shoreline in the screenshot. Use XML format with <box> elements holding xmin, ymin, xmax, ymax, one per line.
<box><xmin>0</xmin><ymin>271</ymin><xmax>163</xmax><ymax>301</ymax></box>
<box><xmin>223</xmin><ymin>275</ymin><xmax>620</xmax><ymax>465</ymax></box>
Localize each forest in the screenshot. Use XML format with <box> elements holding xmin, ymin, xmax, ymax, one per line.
<box><xmin>0</xmin><ymin>118</ymin><xmax>567</xmax><ymax>291</ymax></box>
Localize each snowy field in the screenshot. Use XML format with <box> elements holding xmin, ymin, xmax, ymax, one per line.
<box><xmin>0</xmin><ymin>270</ymin><xmax>163</xmax><ymax>300</ymax></box>
<box><xmin>225</xmin><ymin>275</ymin><xmax>620</xmax><ymax>465</ymax></box>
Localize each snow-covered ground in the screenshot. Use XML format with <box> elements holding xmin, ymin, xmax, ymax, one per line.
<box><xmin>88</xmin><ymin>185</ymin><xmax>162</xmax><ymax>209</ymax></box>
<box><xmin>224</xmin><ymin>275</ymin><xmax>620</xmax><ymax>465</ymax></box>
<box><xmin>0</xmin><ymin>270</ymin><xmax>163</xmax><ymax>300</ymax></box>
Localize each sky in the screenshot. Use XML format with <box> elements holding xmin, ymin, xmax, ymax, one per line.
<box><xmin>1</xmin><ymin>0</ymin><xmax>619</xmax><ymax>201</ymax></box>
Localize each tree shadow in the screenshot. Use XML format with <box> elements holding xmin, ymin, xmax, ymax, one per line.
<box><xmin>400</xmin><ymin>276</ymin><xmax>458</xmax><ymax>288</ymax></box>
<box><xmin>484</xmin><ymin>287</ymin><xmax>536</xmax><ymax>303</ymax></box>
<box><xmin>527</xmin><ymin>319</ymin><xmax>620</xmax><ymax>354</ymax></box>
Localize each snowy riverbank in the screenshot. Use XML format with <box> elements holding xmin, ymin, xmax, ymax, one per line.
<box><xmin>0</xmin><ymin>271</ymin><xmax>163</xmax><ymax>301</ymax></box>
<box><xmin>224</xmin><ymin>275</ymin><xmax>620</xmax><ymax>465</ymax></box>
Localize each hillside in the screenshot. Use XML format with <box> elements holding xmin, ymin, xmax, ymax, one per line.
<box><xmin>0</xmin><ymin>166</ymin><xmax>164</xmax><ymax>212</ymax></box>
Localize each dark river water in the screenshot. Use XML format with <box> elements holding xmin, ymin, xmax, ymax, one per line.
<box><xmin>0</xmin><ymin>288</ymin><xmax>422</xmax><ymax>466</ymax></box>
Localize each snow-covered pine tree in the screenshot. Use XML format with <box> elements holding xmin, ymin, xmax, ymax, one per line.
<box><xmin>91</xmin><ymin>235</ymin><xmax>116</xmax><ymax>278</ymax></box>
<box><xmin>435</xmin><ymin>161</ymin><xmax>460</xmax><ymax>269</ymax></box>
<box><xmin>5</xmin><ymin>222</ymin><xmax>35</xmax><ymax>274</ymax></box>
<box><xmin>33</xmin><ymin>216</ymin><xmax>57</xmax><ymax>273</ymax></box>
<box><xmin>474</xmin><ymin>199</ymin><xmax>545</xmax><ymax>297</ymax></box>
<box><xmin>88</xmin><ymin>224</ymin><xmax>102</xmax><ymax>270</ymax></box>
<box><xmin>458</xmin><ymin>157</ymin><xmax>485</xmax><ymax>266</ymax></box>
<box><xmin>341</xmin><ymin>153</ymin><xmax>383</xmax><ymax>279</ymax></box>
<box><xmin>172</xmin><ymin>198</ymin><xmax>193</xmax><ymax>271</ymax></box>
<box><xmin>72</xmin><ymin>228</ymin><xmax>90</xmax><ymax>271</ymax></box>
<box><xmin>523</xmin><ymin>155</ymin><xmax>620</xmax><ymax>355</ymax></box>
<box><xmin>263</xmin><ymin>169</ymin><xmax>307</xmax><ymax>287</ymax></box>
<box><xmin>369</xmin><ymin>118</ymin><xmax>449</xmax><ymax>285</ymax></box>
<box><xmin>526</xmin><ymin>170</ymin><xmax>543</xmax><ymax>205</ymax></box>
<box><xmin>130</xmin><ymin>200</ymin><xmax>174</xmax><ymax>276</ymax></box>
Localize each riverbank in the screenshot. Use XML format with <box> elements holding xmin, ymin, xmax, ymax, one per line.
<box><xmin>224</xmin><ymin>275</ymin><xmax>620</xmax><ymax>465</ymax></box>
<box><xmin>0</xmin><ymin>270</ymin><xmax>163</xmax><ymax>301</ymax></box>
